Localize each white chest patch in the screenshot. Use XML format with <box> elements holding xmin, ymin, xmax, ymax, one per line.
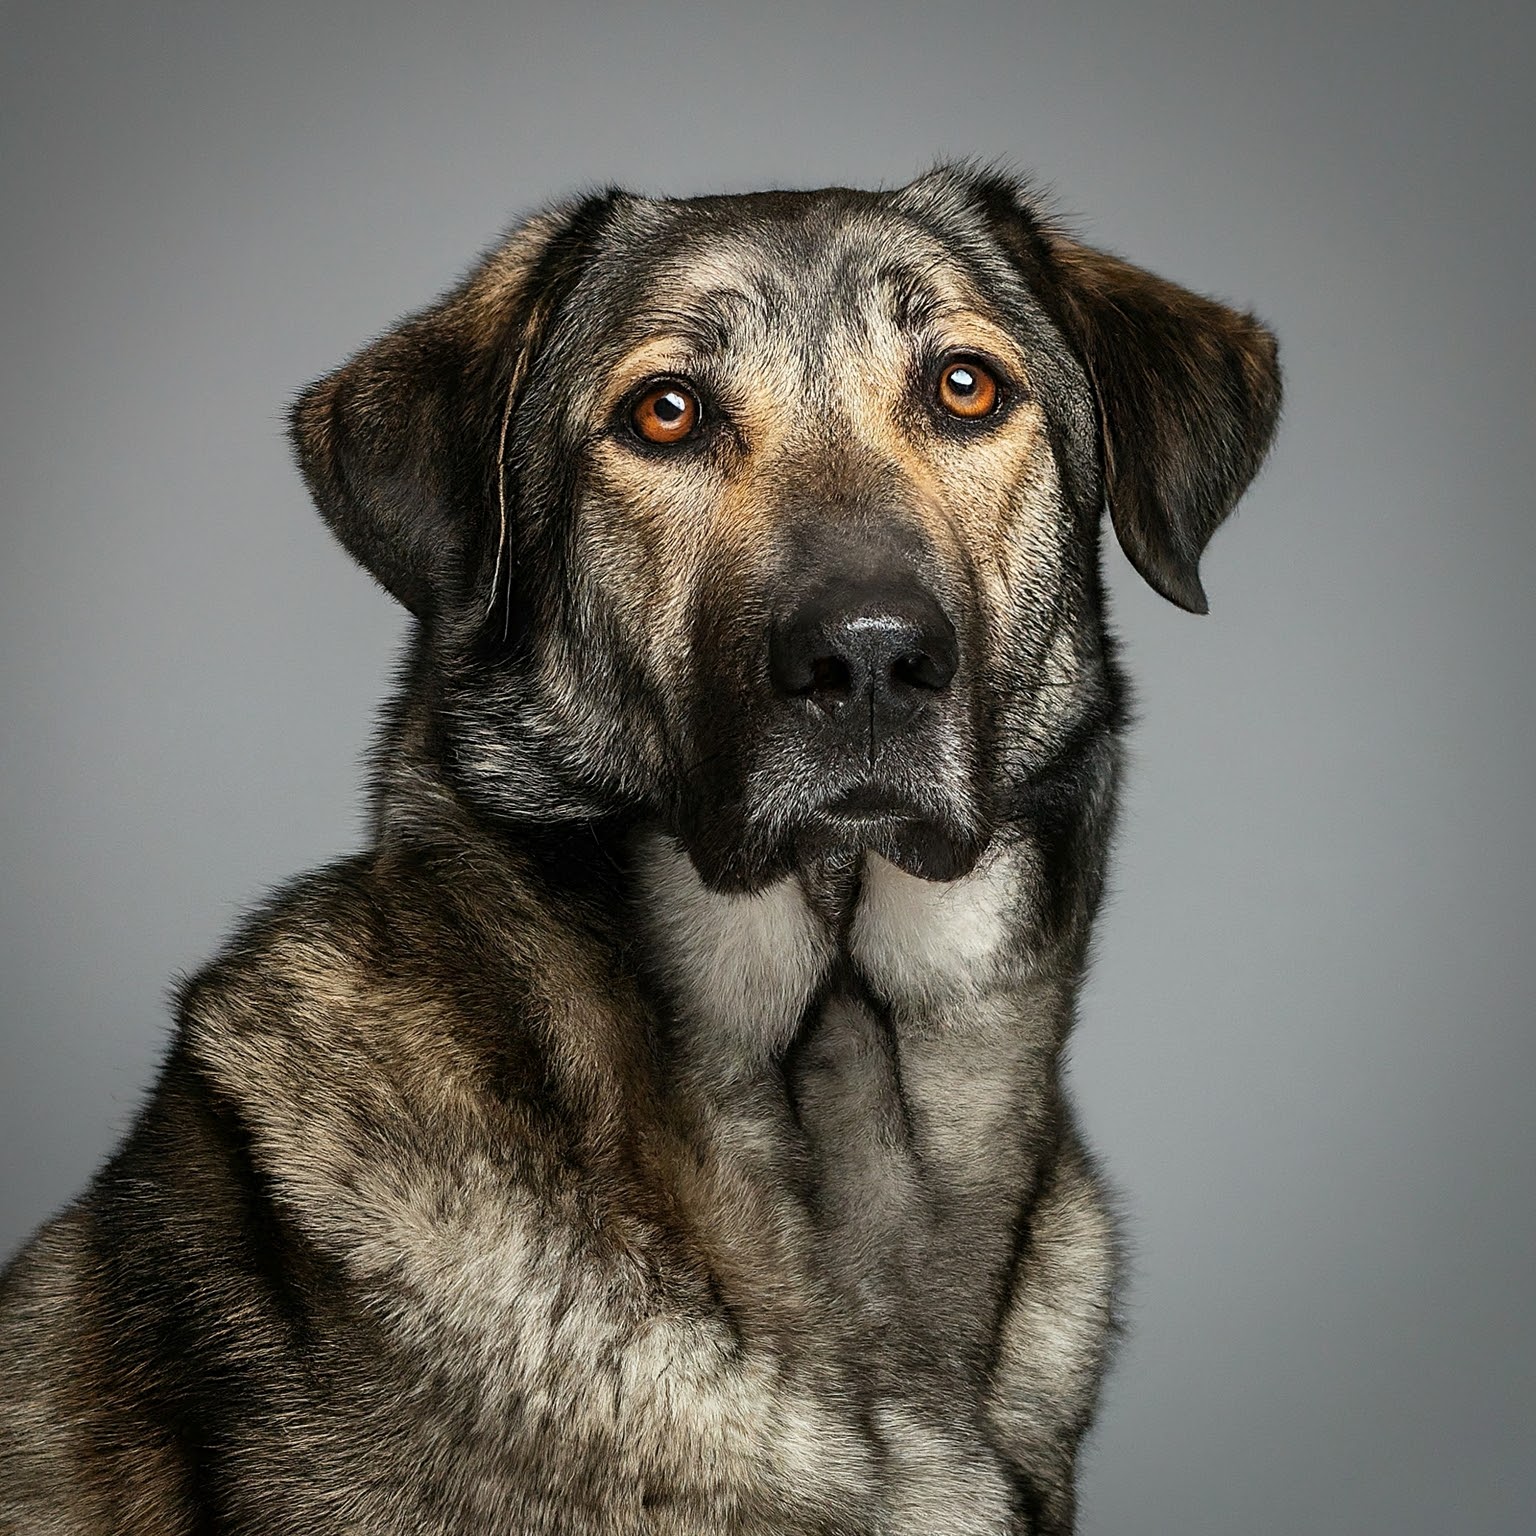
<box><xmin>850</xmin><ymin>842</ymin><xmax>1035</xmax><ymax>1006</ymax></box>
<box><xmin>637</xmin><ymin>832</ymin><xmax>836</xmax><ymax>1068</ymax></box>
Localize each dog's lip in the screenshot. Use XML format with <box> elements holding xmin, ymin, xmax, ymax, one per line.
<box><xmin>776</xmin><ymin>777</ymin><xmax>972</xmax><ymax>845</ymax></box>
<box><xmin>677</xmin><ymin>790</ymin><xmax>985</xmax><ymax>891</ymax></box>
<box><xmin>792</xmin><ymin>804</ymin><xmax>986</xmax><ymax>884</ymax></box>
<box><xmin>817</xmin><ymin>784</ymin><xmax>915</xmax><ymax>821</ymax></box>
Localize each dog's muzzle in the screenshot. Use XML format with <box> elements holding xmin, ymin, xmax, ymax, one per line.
<box><xmin>677</xmin><ymin>526</ymin><xmax>986</xmax><ymax>889</ymax></box>
<box><xmin>757</xmin><ymin>541</ymin><xmax>980</xmax><ymax>878</ymax></box>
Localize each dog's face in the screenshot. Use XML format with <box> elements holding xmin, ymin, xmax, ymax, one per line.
<box><xmin>292</xmin><ymin>168</ymin><xmax>1279</xmax><ymax>891</ymax></box>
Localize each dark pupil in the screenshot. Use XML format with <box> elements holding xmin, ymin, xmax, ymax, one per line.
<box><xmin>948</xmin><ymin>367</ymin><xmax>977</xmax><ymax>395</ymax></box>
<box><xmin>653</xmin><ymin>391</ymin><xmax>687</xmax><ymax>423</ymax></box>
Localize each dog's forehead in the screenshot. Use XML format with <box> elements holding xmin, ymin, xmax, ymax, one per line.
<box><xmin>570</xmin><ymin>191</ymin><xmax>1005</xmax><ymax>356</ymax></box>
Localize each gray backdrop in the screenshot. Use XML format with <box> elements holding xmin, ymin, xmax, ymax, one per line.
<box><xmin>2</xmin><ymin>2</ymin><xmax>1531</xmax><ymax>1530</ymax></box>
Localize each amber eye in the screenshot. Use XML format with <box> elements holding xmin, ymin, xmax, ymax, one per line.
<box><xmin>937</xmin><ymin>358</ymin><xmax>1001</xmax><ymax>419</ymax></box>
<box><xmin>630</xmin><ymin>382</ymin><xmax>701</xmax><ymax>445</ymax></box>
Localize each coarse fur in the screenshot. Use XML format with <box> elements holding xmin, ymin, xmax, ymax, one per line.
<box><xmin>0</xmin><ymin>164</ymin><xmax>1281</xmax><ymax>1534</ymax></box>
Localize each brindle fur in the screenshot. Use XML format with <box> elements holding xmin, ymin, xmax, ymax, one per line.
<box><xmin>0</xmin><ymin>165</ymin><xmax>1280</xmax><ymax>1534</ymax></box>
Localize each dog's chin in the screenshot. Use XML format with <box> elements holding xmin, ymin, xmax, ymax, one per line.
<box><xmin>678</xmin><ymin>799</ymin><xmax>987</xmax><ymax>894</ymax></box>
<box><xmin>793</xmin><ymin>812</ymin><xmax>983</xmax><ymax>884</ymax></box>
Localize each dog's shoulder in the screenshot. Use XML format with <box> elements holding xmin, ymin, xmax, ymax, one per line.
<box><xmin>177</xmin><ymin>843</ymin><xmax>585</xmax><ymax>1106</ymax></box>
<box><xmin>172</xmin><ymin>843</ymin><xmax>582</xmax><ymax>1192</ymax></box>
<box><xmin>178</xmin><ymin>851</ymin><xmax>463</xmax><ymax>1088</ymax></box>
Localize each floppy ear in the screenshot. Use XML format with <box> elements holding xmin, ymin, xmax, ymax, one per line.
<box><xmin>951</xmin><ymin>169</ymin><xmax>1281</xmax><ymax>613</ymax></box>
<box><xmin>1037</xmin><ymin>235</ymin><xmax>1282</xmax><ymax>612</ymax></box>
<box><xmin>289</xmin><ymin>197</ymin><xmax>614</xmax><ymax>619</ymax></box>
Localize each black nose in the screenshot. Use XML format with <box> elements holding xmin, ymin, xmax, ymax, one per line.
<box><xmin>769</xmin><ymin>573</ymin><xmax>958</xmax><ymax>744</ymax></box>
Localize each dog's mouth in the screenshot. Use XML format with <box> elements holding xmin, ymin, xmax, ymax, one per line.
<box><xmin>792</xmin><ymin>807</ymin><xmax>984</xmax><ymax>883</ymax></box>
<box><xmin>818</xmin><ymin>783</ymin><xmax>918</xmax><ymax>820</ymax></box>
<box><xmin>676</xmin><ymin>774</ymin><xmax>988</xmax><ymax>892</ymax></box>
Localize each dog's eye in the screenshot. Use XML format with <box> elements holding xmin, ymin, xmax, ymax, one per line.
<box><xmin>630</xmin><ymin>383</ymin><xmax>701</xmax><ymax>446</ymax></box>
<box><xmin>937</xmin><ymin>358</ymin><xmax>1001</xmax><ymax>420</ymax></box>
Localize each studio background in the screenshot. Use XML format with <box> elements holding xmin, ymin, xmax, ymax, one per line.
<box><xmin>2</xmin><ymin>3</ymin><xmax>1531</xmax><ymax>1531</ymax></box>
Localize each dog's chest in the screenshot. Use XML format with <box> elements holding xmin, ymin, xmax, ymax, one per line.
<box><xmin>620</xmin><ymin>838</ymin><xmax>1064</xmax><ymax>1526</ymax></box>
<box><xmin>644</xmin><ymin>833</ymin><xmax>1057</xmax><ymax>1406</ymax></box>
<box><xmin>223</xmin><ymin>841</ymin><xmax>1058</xmax><ymax>1531</ymax></box>
<box><xmin>786</xmin><ymin>986</ymin><xmax>1041</xmax><ymax>1389</ymax></box>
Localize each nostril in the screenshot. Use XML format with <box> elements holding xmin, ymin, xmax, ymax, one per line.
<box><xmin>808</xmin><ymin>655</ymin><xmax>852</xmax><ymax>696</ymax></box>
<box><xmin>788</xmin><ymin>653</ymin><xmax>854</xmax><ymax>716</ymax></box>
<box><xmin>891</xmin><ymin>650</ymin><xmax>952</xmax><ymax>692</ymax></box>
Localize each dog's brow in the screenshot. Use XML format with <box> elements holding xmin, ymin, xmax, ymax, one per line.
<box><xmin>601</xmin><ymin>287</ymin><xmax>772</xmax><ymax>402</ymax></box>
<box><xmin>875</xmin><ymin>260</ymin><xmax>981</xmax><ymax>329</ymax></box>
<box><xmin>634</xmin><ymin>286</ymin><xmax>763</xmax><ymax>353</ymax></box>
<box><xmin>864</xmin><ymin>264</ymin><xmax>1027</xmax><ymax>371</ymax></box>
<box><xmin>604</xmin><ymin>336</ymin><xmax>720</xmax><ymax>407</ymax></box>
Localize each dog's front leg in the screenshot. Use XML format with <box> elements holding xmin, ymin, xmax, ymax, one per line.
<box><xmin>981</xmin><ymin>1119</ymin><xmax>1120</xmax><ymax>1536</ymax></box>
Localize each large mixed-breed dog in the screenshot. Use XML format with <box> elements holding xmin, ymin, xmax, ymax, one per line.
<box><xmin>0</xmin><ymin>164</ymin><xmax>1280</xmax><ymax>1534</ymax></box>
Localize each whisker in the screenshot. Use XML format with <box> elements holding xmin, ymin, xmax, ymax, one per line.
<box><xmin>487</xmin><ymin>346</ymin><xmax>538</xmax><ymax>642</ymax></box>
<box><xmin>486</xmin><ymin>379</ymin><xmax>516</xmax><ymax>622</ymax></box>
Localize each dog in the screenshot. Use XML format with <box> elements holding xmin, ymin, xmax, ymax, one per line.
<box><xmin>0</xmin><ymin>164</ymin><xmax>1280</xmax><ymax>1534</ymax></box>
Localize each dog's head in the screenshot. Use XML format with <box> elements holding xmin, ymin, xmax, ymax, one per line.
<box><xmin>291</xmin><ymin>166</ymin><xmax>1280</xmax><ymax>891</ymax></box>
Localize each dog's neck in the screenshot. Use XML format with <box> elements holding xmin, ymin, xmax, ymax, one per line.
<box><xmin>634</xmin><ymin>823</ymin><xmax>1053</xmax><ymax>1046</ymax></box>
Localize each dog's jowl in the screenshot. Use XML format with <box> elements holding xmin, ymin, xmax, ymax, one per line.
<box><xmin>0</xmin><ymin>167</ymin><xmax>1280</xmax><ymax>1534</ymax></box>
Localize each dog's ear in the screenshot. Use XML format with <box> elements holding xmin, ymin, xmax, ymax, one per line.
<box><xmin>289</xmin><ymin>196</ymin><xmax>616</xmax><ymax>619</ymax></box>
<box><xmin>960</xmin><ymin>174</ymin><xmax>1282</xmax><ymax>613</ymax></box>
<box><xmin>1038</xmin><ymin>236</ymin><xmax>1282</xmax><ymax>612</ymax></box>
